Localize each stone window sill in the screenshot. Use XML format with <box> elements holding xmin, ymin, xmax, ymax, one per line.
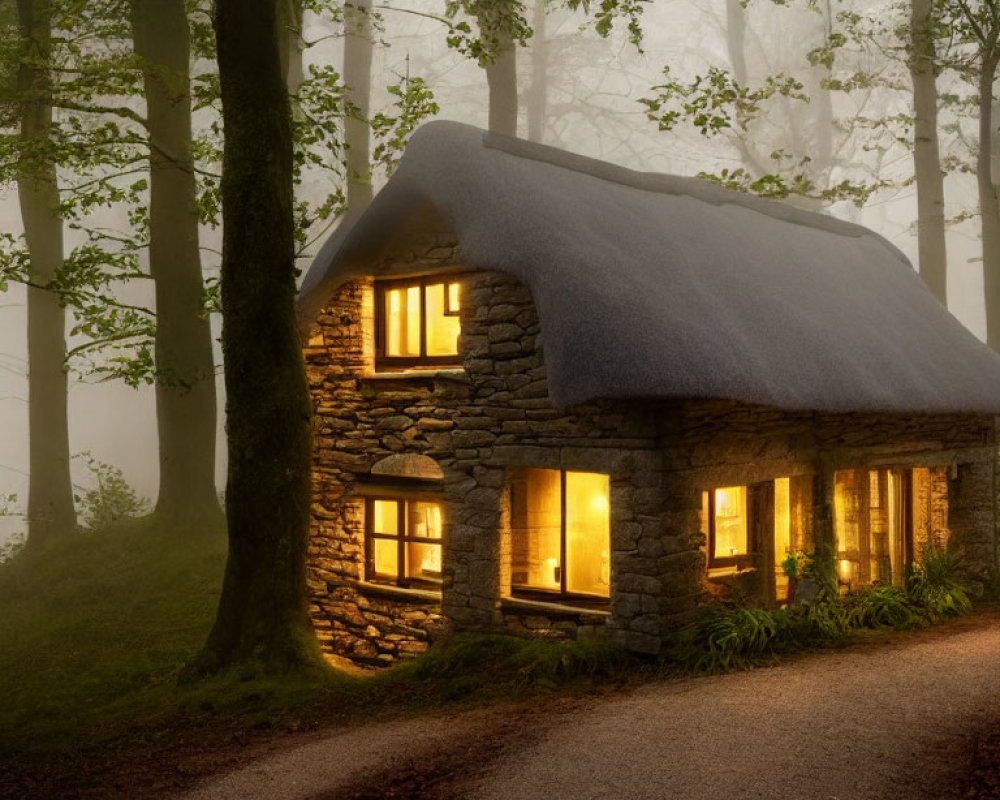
<box><xmin>366</xmin><ymin>368</ymin><xmax>469</xmax><ymax>383</ymax></box>
<box><xmin>501</xmin><ymin>596</ymin><xmax>611</xmax><ymax>619</ymax></box>
<box><xmin>353</xmin><ymin>580</ymin><xmax>442</xmax><ymax>603</ymax></box>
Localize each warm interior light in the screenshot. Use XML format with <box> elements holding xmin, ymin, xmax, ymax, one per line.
<box><xmin>372</xmin><ymin>499</ymin><xmax>399</xmax><ymax>577</ymax></box>
<box><xmin>425</xmin><ymin>282</ymin><xmax>460</xmax><ymax>356</ymax></box>
<box><xmin>510</xmin><ymin>468</ymin><xmax>610</xmax><ymax>597</ymax></box>
<box><xmin>714</xmin><ymin>486</ymin><xmax>748</xmax><ymax>559</ymax></box>
<box><xmin>448</xmin><ymin>281</ymin><xmax>460</xmax><ymax>311</ymax></box>
<box><xmin>565</xmin><ymin>471</ymin><xmax>610</xmax><ymax>596</ymax></box>
<box><xmin>839</xmin><ymin>559</ymin><xmax>852</xmax><ymax>582</ymax></box>
<box><xmin>385</xmin><ymin>288</ymin><xmax>420</xmax><ymax>357</ymax></box>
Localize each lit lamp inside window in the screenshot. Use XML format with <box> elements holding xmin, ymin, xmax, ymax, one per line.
<box><xmin>510</xmin><ymin>468</ymin><xmax>610</xmax><ymax>599</ymax></box>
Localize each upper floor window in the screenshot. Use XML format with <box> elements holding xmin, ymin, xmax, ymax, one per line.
<box><xmin>509</xmin><ymin>467</ymin><xmax>611</xmax><ymax>601</ymax></box>
<box><xmin>375</xmin><ymin>277</ymin><xmax>461</xmax><ymax>368</ymax></box>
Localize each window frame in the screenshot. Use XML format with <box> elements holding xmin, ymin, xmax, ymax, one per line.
<box><xmin>707</xmin><ymin>486</ymin><xmax>750</xmax><ymax>569</ymax></box>
<box><xmin>509</xmin><ymin>468</ymin><xmax>611</xmax><ymax>604</ymax></box>
<box><xmin>374</xmin><ymin>276</ymin><xmax>462</xmax><ymax>369</ymax></box>
<box><xmin>364</xmin><ymin>495</ymin><xmax>444</xmax><ymax>590</ymax></box>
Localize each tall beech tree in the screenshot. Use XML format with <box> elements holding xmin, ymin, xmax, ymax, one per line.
<box><xmin>910</xmin><ymin>0</ymin><xmax>949</xmax><ymax>306</ymax></box>
<box><xmin>343</xmin><ymin>0</ymin><xmax>374</xmax><ymax>219</ymax></box>
<box><xmin>131</xmin><ymin>0</ymin><xmax>220</xmax><ymax>525</ymax></box>
<box><xmin>16</xmin><ymin>0</ymin><xmax>75</xmax><ymax>546</ymax></box>
<box><xmin>191</xmin><ymin>0</ymin><xmax>321</xmax><ymax>674</ymax></box>
<box><xmin>943</xmin><ymin>0</ymin><xmax>1000</xmax><ymax>347</ymax></box>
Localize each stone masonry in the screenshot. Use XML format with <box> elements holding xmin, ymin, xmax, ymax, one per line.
<box><xmin>304</xmin><ymin>246</ymin><xmax>998</xmax><ymax>664</ymax></box>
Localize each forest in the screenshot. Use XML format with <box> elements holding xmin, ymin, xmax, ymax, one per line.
<box><xmin>3</xmin><ymin>0</ymin><xmax>1000</xmax><ymax>797</ymax></box>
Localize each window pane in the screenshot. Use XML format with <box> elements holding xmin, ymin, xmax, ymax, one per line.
<box><xmin>372</xmin><ymin>499</ymin><xmax>399</xmax><ymax>535</ymax></box>
<box><xmin>385</xmin><ymin>287</ymin><xmax>420</xmax><ymax>357</ymax></box>
<box><xmin>714</xmin><ymin>486</ymin><xmax>747</xmax><ymax>559</ymax></box>
<box><xmin>425</xmin><ymin>282</ymin><xmax>460</xmax><ymax>356</ymax></box>
<box><xmin>774</xmin><ymin>478</ymin><xmax>791</xmax><ymax>558</ymax></box>
<box><xmin>408</xmin><ymin>501</ymin><xmax>442</xmax><ymax>539</ymax></box>
<box><xmin>511</xmin><ymin>468</ymin><xmax>562</xmax><ymax>591</ymax></box>
<box><xmin>565</xmin><ymin>471</ymin><xmax>610</xmax><ymax>597</ymax></box>
<box><xmin>448</xmin><ymin>282</ymin><xmax>460</xmax><ymax>311</ymax></box>
<box><xmin>406</xmin><ymin>541</ymin><xmax>442</xmax><ymax>582</ymax></box>
<box><xmin>372</xmin><ymin>538</ymin><xmax>398</xmax><ymax>579</ymax></box>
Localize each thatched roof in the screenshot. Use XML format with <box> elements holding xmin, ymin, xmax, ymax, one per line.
<box><xmin>299</xmin><ymin>121</ymin><xmax>1000</xmax><ymax>414</ymax></box>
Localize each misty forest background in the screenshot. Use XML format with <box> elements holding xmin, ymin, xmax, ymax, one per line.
<box><xmin>3</xmin><ymin>1</ymin><xmax>1000</xmax><ymax>595</ymax></box>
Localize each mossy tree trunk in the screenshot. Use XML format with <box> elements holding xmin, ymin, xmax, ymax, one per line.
<box><xmin>131</xmin><ymin>0</ymin><xmax>221</xmax><ymax>527</ymax></box>
<box><xmin>190</xmin><ymin>0</ymin><xmax>321</xmax><ymax>675</ymax></box>
<box><xmin>17</xmin><ymin>0</ymin><xmax>77</xmax><ymax>547</ymax></box>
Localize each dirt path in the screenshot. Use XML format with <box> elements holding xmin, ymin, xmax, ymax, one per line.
<box><xmin>182</xmin><ymin>614</ymin><xmax>1000</xmax><ymax>800</ymax></box>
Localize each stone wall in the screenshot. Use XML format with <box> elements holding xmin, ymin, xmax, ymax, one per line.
<box><xmin>305</xmin><ymin>257</ymin><xmax>998</xmax><ymax>664</ymax></box>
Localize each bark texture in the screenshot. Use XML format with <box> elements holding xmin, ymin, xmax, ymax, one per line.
<box><xmin>132</xmin><ymin>0</ymin><xmax>220</xmax><ymax>525</ymax></box>
<box><xmin>910</xmin><ymin>0</ymin><xmax>948</xmax><ymax>305</ymax></box>
<box><xmin>192</xmin><ymin>0</ymin><xmax>320</xmax><ymax>674</ymax></box>
<box><xmin>343</xmin><ymin>0</ymin><xmax>373</xmax><ymax>219</ymax></box>
<box><xmin>487</xmin><ymin>40</ymin><xmax>517</xmax><ymax>136</ymax></box>
<box><xmin>17</xmin><ymin>0</ymin><xmax>76</xmax><ymax>546</ymax></box>
<box><xmin>526</xmin><ymin>0</ymin><xmax>546</xmax><ymax>143</ymax></box>
<box><xmin>978</xmin><ymin>51</ymin><xmax>1000</xmax><ymax>350</ymax></box>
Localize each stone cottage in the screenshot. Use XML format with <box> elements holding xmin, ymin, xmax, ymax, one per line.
<box><xmin>296</xmin><ymin>121</ymin><xmax>1000</xmax><ymax>666</ymax></box>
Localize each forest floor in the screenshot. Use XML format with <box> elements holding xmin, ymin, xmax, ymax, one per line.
<box><xmin>8</xmin><ymin>608</ymin><xmax>997</xmax><ymax>800</ymax></box>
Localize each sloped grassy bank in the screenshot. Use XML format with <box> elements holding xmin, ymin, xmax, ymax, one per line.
<box><xmin>0</xmin><ymin>519</ymin><xmax>984</xmax><ymax>797</ymax></box>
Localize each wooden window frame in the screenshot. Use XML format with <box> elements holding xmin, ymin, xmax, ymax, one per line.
<box><xmin>374</xmin><ymin>276</ymin><xmax>462</xmax><ymax>369</ymax></box>
<box><xmin>510</xmin><ymin>469</ymin><xmax>611</xmax><ymax>605</ymax></box>
<box><xmin>708</xmin><ymin>486</ymin><xmax>751</xmax><ymax>569</ymax></box>
<box><xmin>364</xmin><ymin>496</ymin><xmax>443</xmax><ymax>590</ymax></box>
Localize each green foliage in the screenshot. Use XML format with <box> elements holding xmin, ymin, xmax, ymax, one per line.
<box><xmin>781</xmin><ymin>549</ymin><xmax>807</xmax><ymax>579</ymax></box>
<box><xmin>846</xmin><ymin>584</ymin><xmax>922</xmax><ymax>629</ymax></box>
<box><xmin>73</xmin><ymin>452</ymin><xmax>150</xmax><ymax>530</ymax></box>
<box><xmin>0</xmin><ymin>492</ymin><xmax>24</xmax><ymax>564</ymax></box>
<box><xmin>371</xmin><ymin>76</ymin><xmax>440</xmax><ymax>175</ymax></box>
<box><xmin>640</xmin><ymin>65</ymin><xmax>808</xmax><ymax>136</ymax></box>
<box><xmin>906</xmin><ymin>542</ymin><xmax>973</xmax><ymax>620</ymax></box>
<box><xmin>443</xmin><ymin>0</ymin><xmax>533</xmax><ymax>65</ymax></box>
<box><xmin>0</xmin><ymin>530</ymin><xmax>25</xmax><ymax>565</ymax></box>
<box><xmin>665</xmin><ymin>605</ymin><xmax>796</xmax><ymax>673</ymax></box>
<box><xmin>392</xmin><ymin>632</ymin><xmax>634</xmax><ymax>699</ymax></box>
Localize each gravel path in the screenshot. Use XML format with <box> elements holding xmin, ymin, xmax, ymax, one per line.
<box><xmin>461</xmin><ymin>622</ymin><xmax>1000</xmax><ymax>800</ymax></box>
<box><xmin>180</xmin><ymin>615</ymin><xmax>1000</xmax><ymax>800</ymax></box>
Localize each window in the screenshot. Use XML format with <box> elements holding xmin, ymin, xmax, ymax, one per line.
<box><xmin>707</xmin><ymin>486</ymin><xmax>749</xmax><ymax>568</ymax></box>
<box><xmin>834</xmin><ymin>469</ymin><xmax>915</xmax><ymax>590</ymax></box>
<box><xmin>365</xmin><ymin>497</ymin><xmax>443</xmax><ymax>588</ymax></box>
<box><xmin>375</xmin><ymin>277</ymin><xmax>461</xmax><ymax>368</ymax></box>
<box><xmin>509</xmin><ymin>468</ymin><xmax>610</xmax><ymax>600</ymax></box>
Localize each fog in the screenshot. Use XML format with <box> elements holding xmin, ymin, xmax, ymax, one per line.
<box><xmin>0</xmin><ymin>0</ymin><xmax>991</xmax><ymax>546</ymax></box>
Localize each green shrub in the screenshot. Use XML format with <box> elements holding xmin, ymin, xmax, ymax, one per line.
<box><xmin>846</xmin><ymin>585</ymin><xmax>922</xmax><ymax>629</ymax></box>
<box><xmin>74</xmin><ymin>453</ymin><xmax>151</xmax><ymax>530</ymax></box>
<box><xmin>666</xmin><ymin>605</ymin><xmax>796</xmax><ymax>673</ymax></box>
<box><xmin>906</xmin><ymin>543</ymin><xmax>972</xmax><ymax>620</ymax></box>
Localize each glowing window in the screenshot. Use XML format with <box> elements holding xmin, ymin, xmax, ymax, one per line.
<box><xmin>365</xmin><ymin>497</ymin><xmax>443</xmax><ymax>588</ymax></box>
<box><xmin>708</xmin><ymin>486</ymin><xmax>748</xmax><ymax>567</ymax></box>
<box><xmin>377</xmin><ymin>277</ymin><xmax>461</xmax><ymax>366</ymax></box>
<box><xmin>510</xmin><ymin>468</ymin><xmax>610</xmax><ymax>600</ymax></box>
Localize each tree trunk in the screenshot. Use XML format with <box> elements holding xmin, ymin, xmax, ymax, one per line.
<box><xmin>17</xmin><ymin>0</ymin><xmax>76</xmax><ymax>547</ymax></box>
<box><xmin>487</xmin><ymin>34</ymin><xmax>517</xmax><ymax>136</ymax></box>
<box><xmin>344</xmin><ymin>0</ymin><xmax>373</xmax><ymax>219</ymax></box>
<box><xmin>190</xmin><ymin>0</ymin><xmax>321</xmax><ymax>675</ymax></box>
<box><xmin>910</xmin><ymin>0</ymin><xmax>948</xmax><ymax>305</ymax></box>
<box><xmin>978</xmin><ymin>53</ymin><xmax>1000</xmax><ymax>350</ymax></box>
<box><xmin>526</xmin><ymin>0</ymin><xmax>546</xmax><ymax>143</ymax></box>
<box><xmin>278</xmin><ymin>0</ymin><xmax>304</xmax><ymax>96</ymax></box>
<box><xmin>131</xmin><ymin>0</ymin><xmax>221</xmax><ymax>526</ymax></box>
